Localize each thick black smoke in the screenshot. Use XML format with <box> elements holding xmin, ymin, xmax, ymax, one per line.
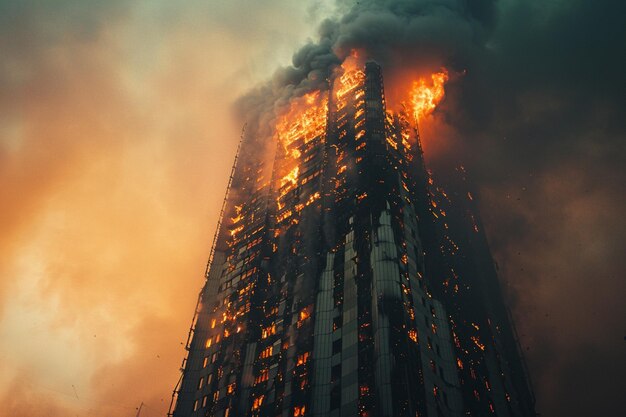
<box><xmin>235</xmin><ymin>1</ymin><xmax>626</xmax><ymax>416</ymax></box>
<box><xmin>235</xmin><ymin>0</ymin><xmax>497</xmax><ymax>142</ymax></box>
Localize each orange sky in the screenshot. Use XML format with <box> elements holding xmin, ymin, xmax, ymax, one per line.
<box><xmin>0</xmin><ymin>2</ymin><xmax>333</xmax><ymax>415</ymax></box>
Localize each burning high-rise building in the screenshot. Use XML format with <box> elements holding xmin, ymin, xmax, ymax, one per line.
<box><xmin>169</xmin><ymin>61</ymin><xmax>536</xmax><ymax>417</ymax></box>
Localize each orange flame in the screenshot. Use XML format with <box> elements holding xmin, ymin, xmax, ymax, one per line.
<box><xmin>275</xmin><ymin>91</ymin><xmax>328</xmax><ymax>154</ymax></box>
<box><xmin>335</xmin><ymin>67</ymin><xmax>365</xmax><ymax>101</ymax></box>
<box><xmin>410</xmin><ymin>69</ymin><xmax>449</xmax><ymax>122</ymax></box>
<box><xmin>280</xmin><ymin>166</ymin><xmax>299</xmax><ymax>188</ymax></box>
<box><xmin>334</xmin><ymin>53</ymin><xmax>365</xmax><ymax>105</ymax></box>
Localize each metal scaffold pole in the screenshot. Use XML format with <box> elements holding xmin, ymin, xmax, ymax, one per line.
<box><xmin>167</xmin><ymin>124</ymin><xmax>246</xmax><ymax>417</ymax></box>
<box><xmin>203</xmin><ymin>123</ymin><xmax>246</xmax><ymax>279</ymax></box>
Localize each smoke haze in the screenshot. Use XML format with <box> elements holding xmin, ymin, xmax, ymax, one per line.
<box><xmin>1</xmin><ymin>1</ymin><xmax>624</xmax><ymax>416</ymax></box>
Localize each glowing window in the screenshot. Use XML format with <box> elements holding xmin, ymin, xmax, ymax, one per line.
<box><xmin>252</xmin><ymin>395</ymin><xmax>265</xmax><ymax>410</ymax></box>
<box><xmin>296</xmin><ymin>352</ymin><xmax>310</xmax><ymax>366</ymax></box>
<box><xmin>260</xmin><ymin>346</ymin><xmax>273</xmax><ymax>359</ymax></box>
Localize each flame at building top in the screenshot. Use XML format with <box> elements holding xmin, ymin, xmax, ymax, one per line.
<box><xmin>335</xmin><ymin>55</ymin><xmax>366</xmax><ymax>102</ymax></box>
<box><xmin>270</xmin><ymin>48</ymin><xmax>449</xmax><ymax>160</ymax></box>
<box><xmin>410</xmin><ymin>69</ymin><xmax>449</xmax><ymax>123</ymax></box>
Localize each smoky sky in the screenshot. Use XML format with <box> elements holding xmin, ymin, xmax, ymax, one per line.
<box><xmin>0</xmin><ymin>1</ymin><xmax>321</xmax><ymax>416</ymax></box>
<box><xmin>1</xmin><ymin>1</ymin><xmax>624</xmax><ymax>417</ymax></box>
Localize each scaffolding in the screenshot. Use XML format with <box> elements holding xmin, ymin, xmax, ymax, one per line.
<box><xmin>167</xmin><ymin>125</ymin><xmax>246</xmax><ymax>417</ymax></box>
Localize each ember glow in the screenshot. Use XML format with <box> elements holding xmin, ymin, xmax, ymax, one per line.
<box><xmin>410</xmin><ymin>70</ymin><xmax>449</xmax><ymax>122</ymax></box>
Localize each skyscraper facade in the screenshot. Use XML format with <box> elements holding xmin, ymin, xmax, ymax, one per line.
<box><xmin>170</xmin><ymin>62</ymin><xmax>536</xmax><ymax>417</ymax></box>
